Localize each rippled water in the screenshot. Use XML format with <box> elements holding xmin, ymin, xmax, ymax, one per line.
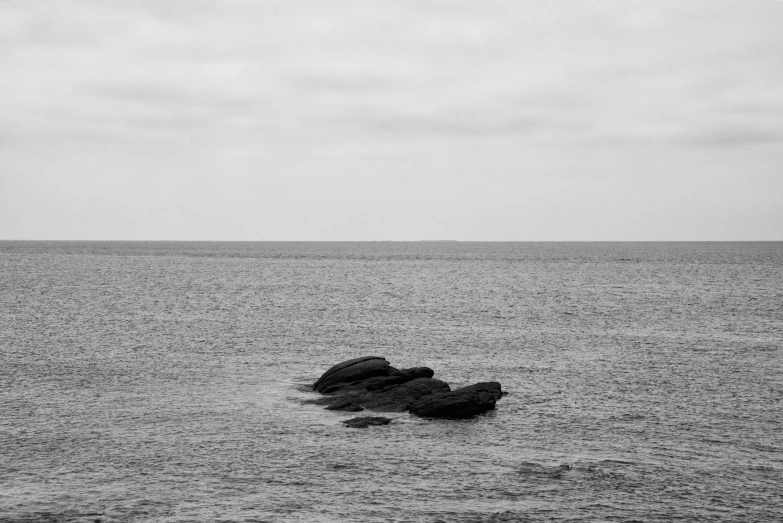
<box><xmin>1</xmin><ymin>241</ymin><xmax>782</xmax><ymax>522</ymax></box>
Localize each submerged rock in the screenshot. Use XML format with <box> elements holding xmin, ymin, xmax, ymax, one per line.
<box><xmin>342</xmin><ymin>416</ymin><xmax>392</xmax><ymax>428</ymax></box>
<box><xmin>325</xmin><ymin>401</ymin><xmax>364</xmax><ymax>412</ymax></box>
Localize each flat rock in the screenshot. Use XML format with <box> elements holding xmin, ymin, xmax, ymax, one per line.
<box><xmin>409</xmin><ymin>382</ymin><xmax>503</xmax><ymax>418</ymax></box>
<box><xmin>342</xmin><ymin>416</ymin><xmax>392</xmax><ymax>428</ymax></box>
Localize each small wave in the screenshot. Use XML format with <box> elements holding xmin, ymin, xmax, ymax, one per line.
<box><xmin>517</xmin><ymin>462</ymin><xmax>573</xmax><ymax>479</ymax></box>
<box><xmin>291</xmin><ymin>383</ymin><xmax>315</xmax><ymax>393</ymax></box>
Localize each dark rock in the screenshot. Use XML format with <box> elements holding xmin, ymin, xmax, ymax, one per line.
<box><xmin>313</xmin><ymin>356</ymin><xmax>384</xmax><ymax>390</ymax></box>
<box><xmin>319</xmin><ymin>366</ymin><xmax>435</xmax><ymax>395</ymax></box>
<box><xmin>313</xmin><ymin>356</ymin><xmax>392</xmax><ymax>393</ymax></box>
<box><xmin>357</xmin><ymin>378</ymin><xmax>451</xmax><ymax>412</ymax></box>
<box><xmin>342</xmin><ymin>416</ymin><xmax>392</xmax><ymax>428</ymax></box>
<box><xmin>321</xmin><ymin>374</ymin><xmax>405</xmax><ymax>394</ymax></box>
<box><xmin>455</xmin><ymin>381</ymin><xmax>504</xmax><ymax>400</ymax></box>
<box><xmin>409</xmin><ymin>381</ymin><xmax>503</xmax><ymax>418</ymax></box>
<box><xmin>317</xmin><ymin>377</ymin><xmax>450</xmax><ymax>412</ymax></box>
<box><xmin>362</xmin><ymin>375</ymin><xmax>407</xmax><ymax>391</ymax></box>
<box><xmin>313</xmin><ymin>357</ymin><xmax>503</xmax><ymax>421</ymax></box>
<box><xmin>390</xmin><ymin>366</ymin><xmax>434</xmax><ymax>381</ymax></box>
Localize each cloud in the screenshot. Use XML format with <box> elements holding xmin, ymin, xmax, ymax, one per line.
<box><xmin>89</xmin><ymin>82</ymin><xmax>260</xmax><ymax>111</ymax></box>
<box><xmin>677</xmin><ymin>127</ymin><xmax>783</xmax><ymax>148</ymax></box>
<box><xmin>2</xmin><ymin>1</ymin><xmax>783</xmax><ymax>240</ymax></box>
<box><xmin>2</xmin><ymin>0</ymin><xmax>783</xmax><ymax>152</ymax></box>
<box><xmin>284</xmin><ymin>72</ymin><xmax>405</xmax><ymax>95</ymax></box>
<box><xmin>343</xmin><ymin>112</ymin><xmax>549</xmax><ymax>138</ymax></box>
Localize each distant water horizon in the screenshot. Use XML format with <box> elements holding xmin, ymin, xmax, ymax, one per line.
<box><xmin>2</xmin><ymin>239</ymin><xmax>781</xmax><ymax>242</ymax></box>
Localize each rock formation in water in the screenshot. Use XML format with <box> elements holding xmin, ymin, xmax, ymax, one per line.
<box><xmin>342</xmin><ymin>416</ymin><xmax>393</xmax><ymax>428</ymax></box>
<box><xmin>313</xmin><ymin>356</ymin><xmax>503</xmax><ymax>421</ymax></box>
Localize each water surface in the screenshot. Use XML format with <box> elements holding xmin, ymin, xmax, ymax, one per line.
<box><xmin>1</xmin><ymin>242</ymin><xmax>781</xmax><ymax>521</ymax></box>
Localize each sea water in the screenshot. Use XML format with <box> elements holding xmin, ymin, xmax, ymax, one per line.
<box><xmin>1</xmin><ymin>241</ymin><xmax>781</xmax><ymax>522</ymax></box>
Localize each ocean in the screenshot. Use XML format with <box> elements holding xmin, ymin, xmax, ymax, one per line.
<box><xmin>1</xmin><ymin>241</ymin><xmax>781</xmax><ymax>522</ymax></box>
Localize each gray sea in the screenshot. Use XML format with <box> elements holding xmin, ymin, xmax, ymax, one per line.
<box><xmin>1</xmin><ymin>241</ymin><xmax>781</xmax><ymax>522</ymax></box>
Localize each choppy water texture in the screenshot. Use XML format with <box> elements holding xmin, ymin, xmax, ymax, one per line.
<box><xmin>1</xmin><ymin>241</ymin><xmax>782</xmax><ymax>522</ymax></box>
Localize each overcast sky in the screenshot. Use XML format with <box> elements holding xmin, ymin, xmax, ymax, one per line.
<box><xmin>1</xmin><ymin>0</ymin><xmax>782</xmax><ymax>240</ymax></box>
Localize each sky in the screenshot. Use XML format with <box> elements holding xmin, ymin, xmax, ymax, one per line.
<box><xmin>1</xmin><ymin>0</ymin><xmax>782</xmax><ymax>241</ymax></box>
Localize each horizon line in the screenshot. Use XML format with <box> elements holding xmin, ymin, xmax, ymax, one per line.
<box><xmin>2</xmin><ymin>239</ymin><xmax>782</xmax><ymax>243</ymax></box>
